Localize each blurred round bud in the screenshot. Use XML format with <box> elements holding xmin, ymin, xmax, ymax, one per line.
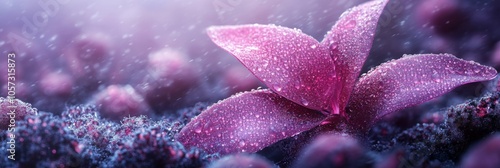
<box><xmin>65</xmin><ymin>33</ymin><xmax>112</xmax><ymax>78</ymax></box>
<box><xmin>39</xmin><ymin>72</ymin><xmax>73</xmax><ymax>97</ymax></box>
<box><xmin>91</xmin><ymin>85</ymin><xmax>151</xmax><ymax>121</ymax></box>
<box><xmin>292</xmin><ymin>134</ymin><xmax>365</xmax><ymax>168</ymax></box>
<box><xmin>138</xmin><ymin>48</ymin><xmax>199</xmax><ymax>110</ymax></box>
<box><xmin>208</xmin><ymin>154</ymin><xmax>275</xmax><ymax>168</ymax></box>
<box><xmin>461</xmin><ymin>134</ymin><xmax>500</xmax><ymax>168</ymax></box>
<box><xmin>0</xmin><ymin>97</ymin><xmax>38</xmax><ymax>130</ymax></box>
<box><xmin>416</xmin><ymin>0</ymin><xmax>465</xmax><ymax>34</ymax></box>
<box><xmin>223</xmin><ymin>65</ymin><xmax>261</xmax><ymax>95</ymax></box>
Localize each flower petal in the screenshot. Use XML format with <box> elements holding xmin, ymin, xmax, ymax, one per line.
<box><xmin>347</xmin><ymin>54</ymin><xmax>497</xmax><ymax>129</ymax></box>
<box><xmin>321</xmin><ymin>0</ymin><xmax>389</xmax><ymax>115</ymax></box>
<box><xmin>207</xmin><ymin>25</ymin><xmax>338</xmax><ymax>113</ymax></box>
<box><xmin>176</xmin><ymin>89</ymin><xmax>326</xmax><ymax>155</ymax></box>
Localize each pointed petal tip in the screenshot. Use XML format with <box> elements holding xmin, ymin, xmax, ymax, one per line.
<box><xmin>484</xmin><ymin>66</ymin><xmax>498</xmax><ymax>79</ymax></box>
<box><xmin>205</xmin><ymin>24</ymin><xmax>338</xmax><ymax>112</ymax></box>
<box><xmin>347</xmin><ymin>53</ymin><xmax>497</xmax><ymax>129</ymax></box>
<box><xmin>206</xmin><ymin>26</ymin><xmax>226</xmax><ymax>39</ymax></box>
<box><xmin>176</xmin><ymin>89</ymin><xmax>326</xmax><ymax>155</ymax></box>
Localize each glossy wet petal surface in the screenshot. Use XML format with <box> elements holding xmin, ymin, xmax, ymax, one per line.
<box><xmin>321</xmin><ymin>0</ymin><xmax>389</xmax><ymax>115</ymax></box>
<box><xmin>176</xmin><ymin>89</ymin><xmax>326</xmax><ymax>154</ymax></box>
<box><xmin>347</xmin><ymin>54</ymin><xmax>497</xmax><ymax>127</ymax></box>
<box><xmin>208</xmin><ymin>25</ymin><xmax>338</xmax><ymax>112</ymax></box>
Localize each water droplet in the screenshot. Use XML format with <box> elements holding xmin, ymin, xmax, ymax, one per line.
<box><xmin>274</xmin><ymin>85</ymin><xmax>282</xmax><ymax>92</ymax></box>
<box><xmin>239</xmin><ymin>141</ymin><xmax>246</xmax><ymax>147</ymax></box>
<box><xmin>294</xmin><ymin>84</ymin><xmax>301</xmax><ymax>89</ymax></box>
<box><xmin>263</xmin><ymin>61</ymin><xmax>269</xmax><ymax>67</ymax></box>
<box><xmin>346</xmin><ymin>19</ymin><xmax>357</xmax><ymax>28</ymax></box>
<box><xmin>310</xmin><ymin>44</ymin><xmax>317</xmax><ymax>49</ymax></box>
<box><xmin>432</xmin><ymin>70</ymin><xmax>441</xmax><ymax>82</ymax></box>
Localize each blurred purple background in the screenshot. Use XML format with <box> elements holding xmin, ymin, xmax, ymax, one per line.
<box><xmin>1</xmin><ymin>0</ymin><xmax>499</xmax><ymax>120</ymax></box>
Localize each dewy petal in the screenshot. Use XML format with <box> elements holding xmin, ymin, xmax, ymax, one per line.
<box><xmin>347</xmin><ymin>54</ymin><xmax>497</xmax><ymax>129</ymax></box>
<box><xmin>176</xmin><ymin>89</ymin><xmax>326</xmax><ymax>155</ymax></box>
<box><xmin>207</xmin><ymin>25</ymin><xmax>338</xmax><ymax>113</ymax></box>
<box><xmin>321</xmin><ymin>0</ymin><xmax>389</xmax><ymax>115</ymax></box>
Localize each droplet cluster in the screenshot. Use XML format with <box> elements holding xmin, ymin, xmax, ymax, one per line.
<box><xmin>322</xmin><ymin>0</ymin><xmax>388</xmax><ymax>114</ymax></box>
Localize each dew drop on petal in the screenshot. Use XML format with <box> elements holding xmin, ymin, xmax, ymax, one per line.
<box><xmin>195</xmin><ymin>127</ymin><xmax>202</xmax><ymax>134</ymax></box>
<box><xmin>274</xmin><ymin>85</ymin><xmax>282</xmax><ymax>92</ymax></box>
<box><xmin>239</xmin><ymin>141</ymin><xmax>246</xmax><ymax>147</ymax></box>
<box><xmin>176</xmin><ymin>90</ymin><xmax>326</xmax><ymax>154</ymax></box>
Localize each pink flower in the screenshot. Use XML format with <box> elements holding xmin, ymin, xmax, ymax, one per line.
<box><xmin>176</xmin><ymin>0</ymin><xmax>497</xmax><ymax>155</ymax></box>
